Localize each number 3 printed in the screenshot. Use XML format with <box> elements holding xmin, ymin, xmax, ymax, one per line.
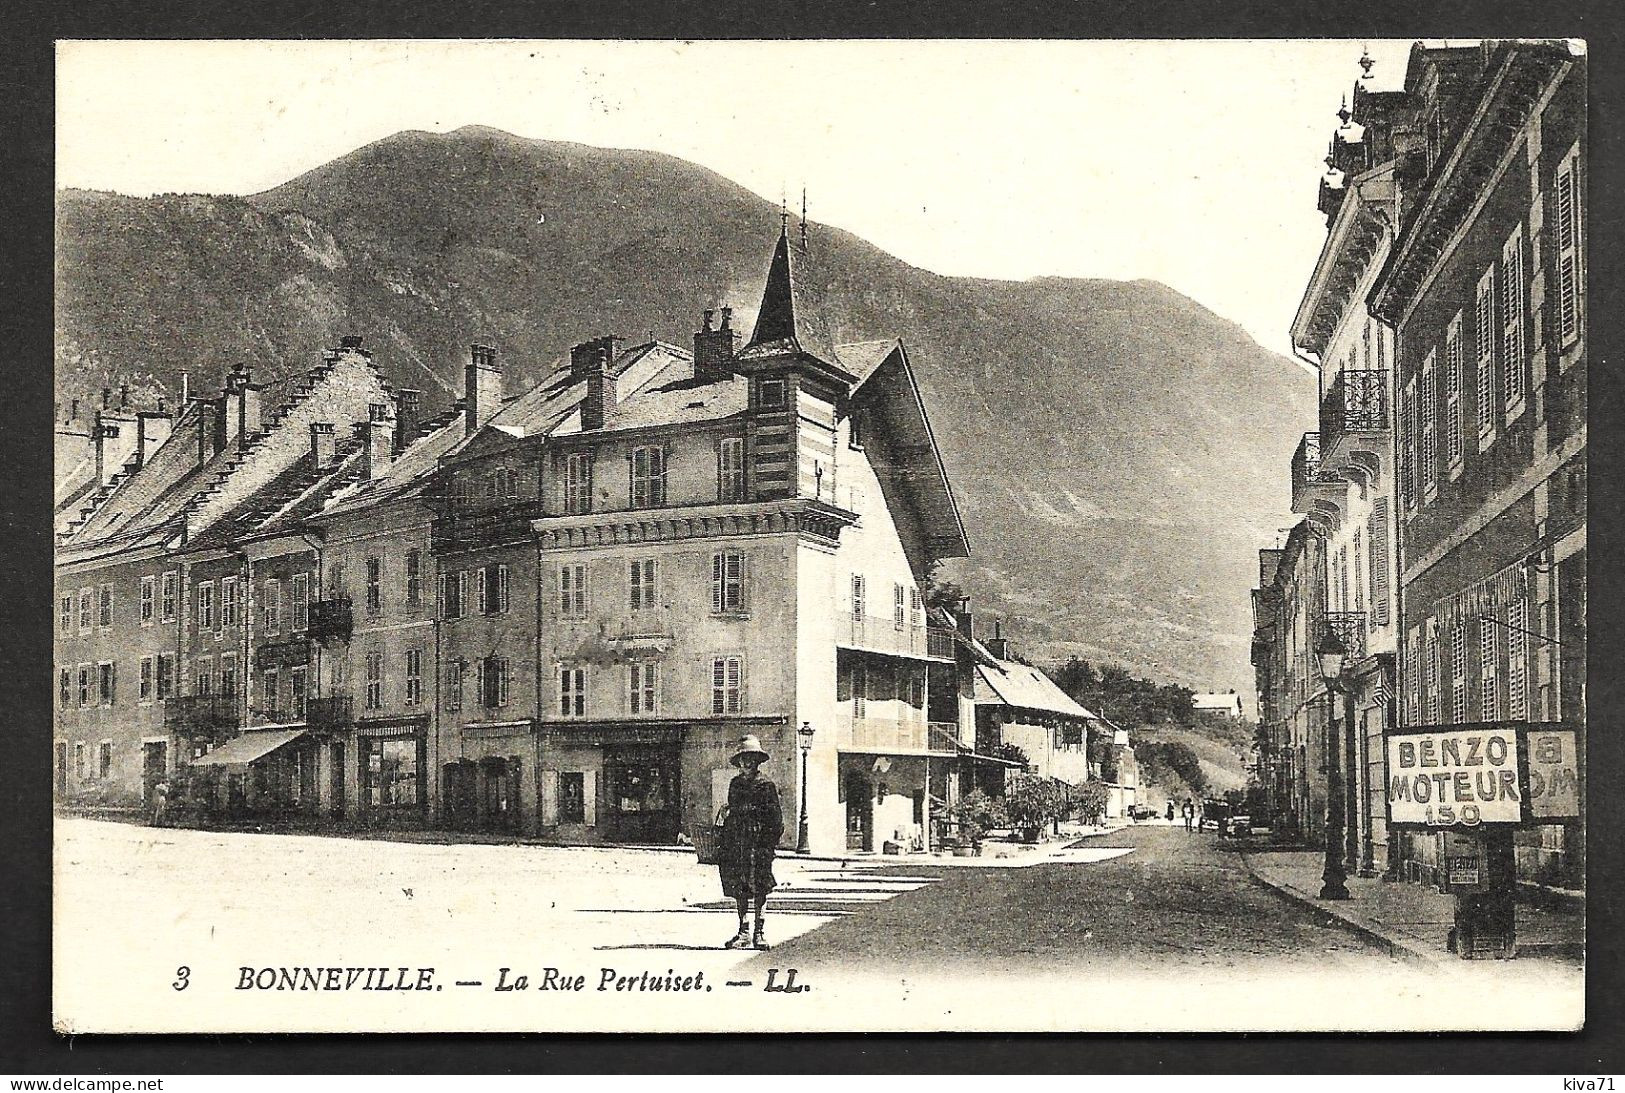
<box><xmin>173</xmin><ymin>965</ymin><xmax>190</xmax><ymax>991</ymax></box>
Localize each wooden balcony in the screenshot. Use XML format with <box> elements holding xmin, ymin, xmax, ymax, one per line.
<box><xmin>840</xmin><ymin>615</ymin><xmax>955</xmax><ymax>662</ymax></box>
<box><xmin>255</xmin><ymin>635</ymin><xmax>312</xmax><ymax>669</ymax></box>
<box><xmin>306</xmin><ymin>695</ymin><xmax>353</xmax><ymax>729</ymax></box>
<box><xmin>834</xmin><ymin>713</ymin><xmax>960</xmax><ymax>755</ymax></box>
<box><xmin>164</xmin><ymin>694</ymin><xmax>240</xmax><ymax>734</ymax></box>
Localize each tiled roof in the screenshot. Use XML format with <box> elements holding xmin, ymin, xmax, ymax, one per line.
<box><xmin>974</xmin><ymin>657</ymin><xmax>1097</xmax><ymax>721</ymax></box>
<box><xmin>835</xmin><ymin>339</ymin><xmax>901</xmax><ymax>389</ymax></box>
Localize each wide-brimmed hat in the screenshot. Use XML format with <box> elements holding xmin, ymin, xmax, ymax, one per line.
<box><xmin>730</xmin><ymin>735</ymin><xmax>771</xmax><ymax>766</ymax></box>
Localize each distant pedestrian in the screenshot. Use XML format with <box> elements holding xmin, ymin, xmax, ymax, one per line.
<box><xmin>717</xmin><ymin>735</ymin><xmax>783</xmax><ymax>951</ymax></box>
<box><xmin>150</xmin><ymin>780</ymin><xmax>170</xmax><ymax>827</ymax></box>
<box><xmin>1165</xmin><ymin>800</ymin><xmax>1175</xmax><ymax>823</ymax></box>
<box><xmin>1182</xmin><ymin>797</ymin><xmax>1196</xmax><ymax>833</ymax></box>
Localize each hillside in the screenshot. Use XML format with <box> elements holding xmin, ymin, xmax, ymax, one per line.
<box><xmin>54</xmin><ymin>125</ymin><xmax>1316</xmax><ymax>686</ymax></box>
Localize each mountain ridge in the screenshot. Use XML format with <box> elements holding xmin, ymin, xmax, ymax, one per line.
<box><xmin>54</xmin><ymin>126</ymin><xmax>1315</xmax><ymax>688</ymax></box>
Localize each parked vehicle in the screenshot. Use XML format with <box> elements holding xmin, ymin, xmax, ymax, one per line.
<box><xmin>1224</xmin><ymin>813</ymin><xmax>1252</xmax><ymax>838</ymax></box>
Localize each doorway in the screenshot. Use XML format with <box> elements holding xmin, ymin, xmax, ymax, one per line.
<box><xmin>142</xmin><ymin>740</ymin><xmax>168</xmax><ymax>804</ymax></box>
<box><xmin>481</xmin><ymin>756</ymin><xmax>521</xmax><ymax>833</ymax></box>
<box><xmin>329</xmin><ymin>740</ymin><xmax>346</xmax><ymax>819</ymax></box>
<box><xmin>604</xmin><ymin>745</ymin><xmax>680</xmax><ymax>843</ymax></box>
<box><xmin>845</xmin><ymin>772</ymin><xmax>873</xmax><ymax>851</ymax></box>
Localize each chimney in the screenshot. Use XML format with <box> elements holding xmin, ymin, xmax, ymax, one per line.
<box><xmin>569</xmin><ymin>334</ymin><xmax>623</xmax><ymax>380</ymax></box>
<box><xmin>357</xmin><ymin>403</ymin><xmax>394</xmax><ymax>480</ymax></box>
<box><xmin>392</xmin><ymin>389</ymin><xmax>421</xmax><ymax>453</ymax></box>
<box><xmin>464</xmin><ymin>344</ymin><xmax>503</xmax><ymax>432</ymax></box>
<box><xmin>581</xmin><ymin>347</ymin><xmax>618</xmax><ymax>431</ymax></box>
<box><xmin>694</xmin><ymin>306</ymin><xmax>740</xmax><ymax>381</ymax></box>
<box><xmin>180</xmin><ymin>371</ymin><xmax>190</xmax><ymax>405</ymax></box>
<box><xmin>92</xmin><ymin>411</ymin><xmax>139</xmax><ymax>485</ymax></box>
<box><xmin>310</xmin><ymin>422</ymin><xmax>338</xmax><ymax>469</ymax></box>
<box><xmin>223</xmin><ymin>363</ymin><xmax>263</xmax><ymax>449</ymax></box>
<box><xmin>119</xmin><ymin>383</ymin><xmax>130</xmax><ymax>409</ymax></box>
<box><xmin>196</xmin><ymin>397</ymin><xmax>224</xmax><ymax>466</ymax></box>
<box><xmin>135</xmin><ymin>410</ymin><xmax>173</xmax><ymax>468</ymax></box>
<box><xmin>69</xmin><ymin>398</ymin><xmax>79</xmax><ymax>423</ymax></box>
<box><xmin>101</xmin><ymin>386</ymin><xmax>111</xmax><ymax>409</ymax></box>
<box><xmin>984</xmin><ymin>619</ymin><xmax>1011</xmax><ymax>662</ymax></box>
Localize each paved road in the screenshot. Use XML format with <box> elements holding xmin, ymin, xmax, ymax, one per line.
<box><xmin>742</xmin><ymin>823</ymin><xmax>1402</xmax><ymax>978</ymax></box>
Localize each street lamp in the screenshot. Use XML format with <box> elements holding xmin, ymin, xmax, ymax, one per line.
<box><xmin>796</xmin><ymin>721</ymin><xmax>816</xmax><ymax>854</ymax></box>
<box><xmin>1315</xmin><ymin>627</ymin><xmax>1352</xmax><ymax>900</ymax></box>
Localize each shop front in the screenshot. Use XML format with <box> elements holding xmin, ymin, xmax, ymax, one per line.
<box><xmin>356</xmin><ymin>716</ymin><xmax>429</xmax><ymax>826</ymax></box>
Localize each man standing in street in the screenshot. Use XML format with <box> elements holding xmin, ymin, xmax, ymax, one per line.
<box><xmin>1182</xmin><ymin>797</ymin><xmax>1196</xmax><ymax>833</ymax></box>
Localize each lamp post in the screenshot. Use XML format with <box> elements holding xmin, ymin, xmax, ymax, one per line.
<box><xmin>1315</xmin><ymin>627</ymin><xmax>1352</xmax><ymax>900</ymax></box>
<box><xmin>796</xmin><ymin>720</ymin><xmax>816</xmax><ymax>854</ymax></box>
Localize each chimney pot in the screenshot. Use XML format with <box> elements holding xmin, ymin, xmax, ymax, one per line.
<box><xmin>703</xmin><ymin>308</ymin><xmax>715</xmax><ymax>331</ymax></box>
<box><xmin>392</xmin><ymin>389</ymin><xmax>421</xmax><ymax>453</ymax></box>
<box><xmin>581</xmin><ymin>347</ymin><xmax>618</xmax><ymax>431</ymax></box>
<box><xmin>693</xmin><ymin>309</ymin><xmax>740</xmax><ymax>382</ymax></box>
<box><xmin>310</xmin><ymin>422</ymin><xmax>337</xmax><ymax>469</ymax></box>
<box><xmin>464</xmin><ymin>344</ymin><xmax>503</xmax><ymax>432</ymax></box>
<box><xmin>721</xmin><ymin>306</ymin><xmax>733</xmax><ymax>330</ymax></box>
<box><xmin>120</xmin><ymin>383</ymin><xmax>129</xmax><ymax>409</ymax></box>
<box><xmin>101</xmin><ymin>387</ymin><xmax>111</xmax><ymax>409</ymax></box>
<box><xmin>357</xmin><ymin>409</ymin><xmax>394</xmax><ymax>480</ymax></box>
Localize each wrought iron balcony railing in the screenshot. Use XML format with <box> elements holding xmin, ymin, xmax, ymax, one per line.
<box><xmin>306</xmin><ymin>695</ymin><xmax>353</xmax><ymax>728</ymax></box>
<box><xmin>1320</xmin><ymin>369</ymin><xmax>1389</xmax><ymax>460</ymax></box>
<box><xmin>307</xmin><ymin>597</ymin><xmax>353</xmax><ymax>643</ymax></box>
<box><xmin>255</xmin><ymin>635</ymin><xmax>312</xmax><ymax>669</ymax></box>
<box><xmin>1325</xmin><ymin>611</ymin><xmax>1368</xmax><ymax>663</ymax></box>
<box><xmin>1290</xmin><ymin>432</ymin><xmax>1343</xmax><ymax>514</ymax></box>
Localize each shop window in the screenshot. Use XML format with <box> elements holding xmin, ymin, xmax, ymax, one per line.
<box><xmin>367</xmin><ymin>736</ymin><xmax>420</xmax><ymax>808</ymax></box>
<box><xmin>559</xmin><ymin>772</ymin><xmax>586</xmax><ymax>824</ymax></box>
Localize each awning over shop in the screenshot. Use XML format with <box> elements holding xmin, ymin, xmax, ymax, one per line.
<box><xmin>189</xmin><ymin>728</ymin><xmax>307</xmax><ymax>767</ymax></box>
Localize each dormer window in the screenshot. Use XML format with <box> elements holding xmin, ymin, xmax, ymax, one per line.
<box><xmin>758</xmin><ymin>378</ymin><xmax>787</xmax><ymax>409</ymax></box>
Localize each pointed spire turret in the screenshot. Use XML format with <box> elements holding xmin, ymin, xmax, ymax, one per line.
<box><xmin>737</xmin><ymin>221</ymin><xmax>846</xmax><ymax>377</ymax></box>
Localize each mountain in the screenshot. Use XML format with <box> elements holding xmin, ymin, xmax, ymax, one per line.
<box><xmin>54</xmin><ymin>125</ymin><xmax>1315</xmax><ymax>688</ymax></box>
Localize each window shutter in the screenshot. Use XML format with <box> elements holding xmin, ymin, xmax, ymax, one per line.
<box><xmin>541</xmin><ymin>769</ymin><xmax>560</xmax><ymax>826</ymax></box>
<box><xmin>457</xmin><ymin>571</ymin><xmax>468</xmax><ymax>619</ymax></box>
<box><xmin>711</xmin><ymin>657</ymin><xmax>725</xmax><ymax>715</ymax></box>
<box><xmin>1419</xmin><ymin>351</ymin><xmax>1437</xmax><ymax>494</ymax></box>
<box><xmin>475</xmin><ymin>658</ymin><xmax>486</xmax><ymax>707</ymax></box>
<box><xmin>1555</xmin><ymin>152</ymin><xmax>1581</xmax><ymax>344</ymax></box>
<box><xmin>583</xmin><ymin>771</ymin><xmax>598</xmax><ymax>828</ymax></box>
<box><xmin>1368</xmin><ymin>499</ymin><xmax>1390</xmax><ymax>626</ymax></box>
<box><xmin>731</xmin><ymin>656</ymin><xmax>745</xmax><ymax>714</ymax></box>
<box><xmin>476</xmin><ymin>567</ymin><xmax>487</xmax><ymax>615</ymax></box>
<box><xmin>437</xmin><ymin>573</ymin><xmax>447</xmax><ymax>619</ymax></box>
<box><xmin>710</xmin><ymin>553</ymin><xmax>724</xmax><ymax>614</ymax></box>
<box><xmin>1501</xmin><ymin>229</ymin><xmax>1525</xmax><ymax>405</ymax></box>
<box><xmin>498</xmin><ymin>658</ymin><xmax>510</xmax><ymax>707</ymax></box>
<box><xmin>1444</xmin><ymin>315</ymin><xmax>1463</xmax><ymax>468</ymax></box>
<box><xmin>739</xmin><ymin>553</ymin><xmax>750</xmax><ymax>613</ymax></box>
<box><xmin>498</xmin><ymin>564</ymin><xmax>510</xmax><ymax>614</ymax></box>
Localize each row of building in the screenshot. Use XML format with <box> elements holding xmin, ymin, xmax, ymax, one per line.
<box><xmin>54</xmin><ymin>225</ymin><xmax>1133</xmax><ymax>856</ymax></box>
<box><xmin>1253</xmin><ymin>41</ymin><xmax>1585</xmax><ymax>892</ymax></box>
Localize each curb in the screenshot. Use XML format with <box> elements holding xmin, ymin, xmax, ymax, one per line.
<box><xmin>1238</xmin><ymin>850</ymin><xmax>1445</xmax><ymax>966</ymax></box>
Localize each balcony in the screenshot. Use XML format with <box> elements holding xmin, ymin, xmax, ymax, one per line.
<box><xmin>306</xmin><ymin>695</ymin><xmax>353</xmax><ymax>729</ymax></box>
<box><xmin>1320</xmin><ymin>369</ymin><xmax>1389</xmax><ymax>472</ymax></box>
<box><xmin>835</xmin><ymin>713</ymin><xmax>960</xmax><ymax>755</ymax></box>
<box><xmin>1289</xmin><ymin>432</ymin><xmax>1345</xmax><ymax>519</ymax></box>
<box><xmin>1325</xmin><ymin>611</ymin><xmax>1368</xmax><ymax>662</ymax></box>
<box><xmin>255</xmin><ymin>635</ymin><xmax>312</xmax><ymax>669</ymax></box>
<box><xmin>248</xmin><ymin>706</ymin><xmax>303</xmax><ymax>727</ymax></box>
<box><xmin>840</xmin><ymin>615</ymin><xmax>955</xmax><ymax>661</ymax></box>
<box><xmin>307</xmin><ymin>597</ymin><xmax>353</xmax><ymax>643</ymax></box>
<box><xmin>164</xmin><ymin>694</ymin><xmax>240</xmax><ymax>735</ymax></box>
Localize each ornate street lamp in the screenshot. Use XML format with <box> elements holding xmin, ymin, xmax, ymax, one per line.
<box><xmin>1315</xmin><ymin>627</ymin><xmax>1352</xmax><ymax>900</ymax></box>
<box><xmin>796</xmin><ymin>721</ymin><xmax>816</xmax><ymax>854</ymax></box>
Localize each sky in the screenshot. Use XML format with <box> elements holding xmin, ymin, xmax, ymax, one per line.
<box><xmin>56</xmin><ymin>39</ymin><xmax>1423</xmax><ymax>358</ymax></box>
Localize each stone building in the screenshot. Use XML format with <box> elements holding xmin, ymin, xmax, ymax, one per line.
<box><xmin>1370</xmin><ymin>40</ymin><xmax>1587</xmax><ymax>891</ymax></box>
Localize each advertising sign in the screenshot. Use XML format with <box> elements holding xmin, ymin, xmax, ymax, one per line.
<box><xmin>1442</xmin><ymin>829</ymin><xmax>1486</xmax><ymax>891</ymax></box>
<box><xmin>1385</xmin><ymin>726</ymin><xmax>1522</xmax><ymax>827</ymax></box>
<box><xmin>1525</xmin><ymin>728</ymin><xmax>1581</xmax><ymax>819</ymax></box>
<box><xmin>1385</xmin><ymin>722</ymin><xmax>1584</xmax><ymax>828</ymax></box>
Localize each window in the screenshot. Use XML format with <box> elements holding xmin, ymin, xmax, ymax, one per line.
<box><xmin>560</xmin><ymin>564</ymin><xmax>588</xmax><ymax>618</ymax></box>
<box><xmin>1479</xmin><ymin>615</ymin><xmax>1500</xmax><ymax>721</ymax></box>
<box><xmin>139</xmin><ymin>656</ymin><xmax>153</xmax><ymax>703</ymax></box>
<box><xmin>1405</xmin><ymin>628</ymin><xmax>1421</xmax><ymax>726</ymax></box>
<box><xmin>197</xmin><ymin>581</ymin><xmax>216</xmax><ymax>633</ymax></box>
<box><xmin>1554</xmin><ymin>144</ymin><xmax>1583</xmax><ymax>347</ymax></box>
<box><xmin>1425</xmin><ymin>622</ymin><xmax>1441</xmax><ymax>726</ymax></box>
<box><xmin>404</xmin><ymin>648</ymin><xmax>423</xmax><ymax>707</ymax></box>
<box><xmin>291</xmin><ymin>572</ymin><xmax>309</xmax><ymax>631</ymax></box>
<box><xmin>852</xmin><ymin>660</ymin><xmax>867</xmax><ymax>717</ymax></box>
<box><xmin>195</xmin><ymin>656</ymin><xmax>214</xmax><ymax>697</ymax></box>
<box><xmin>97</xmin><ymin>662</ymin><xmax>115</xmax><ymax>706</ymax></box>
<box><xmin>1338</xmin><ymin>546</ymin><xmax>1349</xmax><ymax>612</ymax></box>
<box><xmin>1398</xmin><ymin>379</ymin><xmax>1417</xmax><ymax>510</ymax></box>
<box><xmin>630</xmin><ymin>445</ymin><xmax>667</xmax><ymax>509</ymax></box>
<box><xmin>140</xmin><ymin>577</ymin><xmax>155</xmax><ymax>626</ymax></box>
<box><xmin>1450</xmin><ymin>617</ymin><xmax>1468</xmax><ymax>725</ymax></box>
<box><xmin>1418</xmin><ymin>350</ymin><xmax>1437</xmax><ymax>500</ymax></box>
<box><xmin>711</xmin><ymin>655</ymin><xmax>744</xmax><ymax>715</ymax></box>
<box><xmin>365</xmin><ymin>558</ymin><xmax>381</xmax><ymax>614</ymax></box>
<box><xmin>290</xmin><ymin>665</ymin><xmax>307</xmax><ymax>718</ymax></box>
<box><xmin>629</xmin><ymin>661</ymin><xmax>659</xmax><ymax>714</ymax></box>
<box><xmin>74</xmin><ymin>743</ymin><xmax>86</xmax><ymax>781</ymax></box>
<box><xmin>558</xmin><ymin>664</ymin><xmax>585</xmax><ymax>717</ymax></box>
<box><xmin>559</xmin><ymin>772</ymin><xmax>586</xmax><ymax>824</ymax></box>
<box><xmin>563</xmin><ymin>452</ymin><xmax>593</xmax><ymax>515</ymax></box>
<box><xmin>60</xmin><ymin>594</ymin><xmax>73</xmax><ymax>635</ymax></box>
<box><xmin>1501</xmin><ymin>225</ymin><xmax>1526</xmax><ymax>409</ymax></box>
<box><xmin>97</xmin><ymin>583</ymin><xmax>112</xmax><ymax>628</ymax></box>
<box><xmin>1474</xmin><ymin>265</ymin><xmax>1496</xmax><ymax>437</ymax></box>
<box><xmin>160</xmin><ymin>571</ymin><xmax>178</xmax><ymax>622</ymax></box>
<box><xmin>1352</xmin><ymin>531</ymin><xmax>1365</xmax><ymax>616</ymax></box>
<box><xmin>1444</xmin><ymin>313</ymin><xmax>1464</xmax><ymax>471</ymax></box>
<box><xmin>156</xmin><ymin>654</ymin><xmax>174</xmax><ymax>700</ymax></box>
<box><xmin>327</xmin><ymin>561</ymin><xmax>346</xmax><ymax>597</ymax></box>
<box><xmin>718</xmin><ymin>437</ymin><xmax>746</xmax><ymax>502</ymax></box>
<box><xmin>485</xmin><ymin>466</ymin><xmax>517</xmax><ymax>498</ymax></box>
<box><xmin>851</xmin><ymin>574</ymin><xmax>866</xmax><ymax>621</ymax></box>
<box><xmin>894</xmin><ymin>583</ymin><xmax>906</xmax><ymax>630</ymax></box>
<box><xmin>98</xmin><ymin>741</ymin><xmax>112</xmax><ymax>781</ymax></box>
<box><xmin>263</xmin><ymin>578</ymin><xmax>282</xmax><ymax>635</ymax></box>
<box><xmin>59</xmin><ymin>667</ymin><xmax>72</xmax><ymax>708</ymax></box>
<box><xmin>910</xmin><ymin>587</ymin><xmax>923</xmax><ymax>630</ymax></box>
<box><xmin>221</xmin><ymin>576</ymin><xmax>239</xmax><ymax>629</ymax></box>
<box><xmin>711</xmin><ymin>551</ymin><xmax>746</xmax><ymax>615</ymax></box>
<box><xmin>78</xmin><ymin>587</ymin><xmax>92</xmax><ymax>633</ymax></box>
<box><xmin>329</xmin><ymin>653</ymin><xmax>346</xmax><ymax>689</ymax></box>
<box><xmin>262</xmin><ymin>667</ymin><xmax>278</xmax><ymax>712</ymax></box>
<box><xmin>478</xmin><ymin>656</ymin><xmax>510</xmax><ymax>709</ymax></box>
<box><xmin>405</xmin><ymin>550</ymin><xmax>422</xmax><ymax>606</ymax></box>
<box><xmin>438</xmin><ymin>570</ymin><xmax>469</xmax><ymax>620</ymax></box>
<box><xmin>1508</xmin><ymin>598</ymin><xmax>1530</xmax><ymax>720</ymax></box>
<box><xmin>364</xmin><ymin>652</ymin><xmax>383</xmax><ymax>710</ymax></box>
<box><xmin>366</xmin><ymin>736</ymin><xmax>420</xmax><ymax>808</ymax></box>
<box><xmin>759</xmin><ymin>378</ymin><xmax>786</xmax><ymax>408</ymax></box>
<box><xmin>219</xmin><ymin>653</ymin><xmax>237</xmax><ymax>699</ymax></box>
<box><xmin>629</xmin><ymin>558</ymin><xmax>658</xmax><ymax>611</ymax></box>
<box><xmin>477</xmin><ymin>563</ymin><xmax>510</xmax><ymax>616</ymax></box>
<box><xmin>849</xmin><ymin>412</ymin><xmax>864</xmax><ymax>449</ymax></box>
<box><xmin>445</xmin><ymin>658</ymin><xmax>464</xmax><ymax>712</ymax></box>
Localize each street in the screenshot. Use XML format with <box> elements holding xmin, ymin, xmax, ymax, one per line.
<box><xmin>53</xmin><ymin>817</ymin><xmax>1583</xmax><ymax>1033</ymax></box>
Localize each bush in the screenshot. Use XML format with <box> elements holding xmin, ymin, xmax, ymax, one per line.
<box><xmin>943</xmin><ymin>790</ymin><xmax>1008</xmax><ymax>845</ymax></box>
